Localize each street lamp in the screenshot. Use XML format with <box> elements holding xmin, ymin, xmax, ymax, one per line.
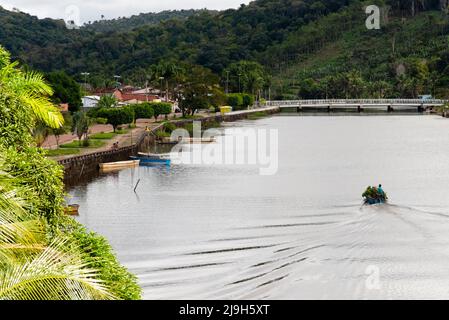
<box><xmin>81</xmin><ymin>72</ymin><xmax>90</xmax><ymax>89</ymax></box>
<box><xmin>114</xmin><ymin>75</ymin><xmax>121</xmax><ymax>89</ymax></box>
<box><xmin>238</xmin><ymin>73</ymin><xmax>242</xmax><ymax>93</ymax></box>
<box><xmin>159</xmin><ymin>76</ymin><xmax>165</xmax><ymax>100</ymax></box>
<box><xmin>225</xmin><ymin>71</ymin><xmax>230</xmax><ymax>94</ymax></box>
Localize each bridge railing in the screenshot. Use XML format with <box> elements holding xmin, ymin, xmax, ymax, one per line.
<box><xmin>265</xmin><ymin>99</ymin><xmax>448</xmax><ymax>106</ymax></box>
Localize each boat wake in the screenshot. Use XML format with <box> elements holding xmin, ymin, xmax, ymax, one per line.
<box><xmin>122</xmin><ymin>201</ymin><xmax>449</xmax><ymax>300</ymax></box>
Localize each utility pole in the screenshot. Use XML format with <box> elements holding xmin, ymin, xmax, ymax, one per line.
<box><xmin>159</xmin><ymin>76</ymin><xmax>164</xmax><ymax>100</ymax></box>
<box><xmin>225</xmin><ymin>71</ymin><xmax>230</xmax><ymax>94</ymax></box>
<box><xmin>114</xmin><ymin>75</ymin><xmax>121</xmax><ymax>89</ymax></box>
<box><xmin>238</xmin><ymin>73</ymin><xmax>242</xmax><ymax>93</ymax></box>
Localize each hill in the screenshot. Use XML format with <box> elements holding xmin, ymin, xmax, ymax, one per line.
<box><xmin>1</xmin><ymin>0</ymin><xmax>449</xmax><ymax>99</ymax></box>
<box><xmin>82</xmin><ymin>9</ymin><xmax>210</xmax><ymax>33</ymax></box>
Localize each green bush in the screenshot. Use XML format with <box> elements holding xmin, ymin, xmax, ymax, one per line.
<box><xmin>163</xmin><ymin>122</ymin><xmax>177</xmax><ymax>134</ymax></box>
<box><xmin>69</xmin><ymin>225</ymin><xmax>141</xmax><ymax>300</ymax></box>
<box><xmin>242</xmin><ymin>94</ymin><xmax>255</xmax><ymax>108</ymax></box>
<box><xmin>226</xmin><ymin>94</ymin><xmax>243</xmax><ymax>108</ymax></box>
<box><xmin>226</xmin><ymin>93</ymin><xmax>254</xmax><ymax>111</ymax></box>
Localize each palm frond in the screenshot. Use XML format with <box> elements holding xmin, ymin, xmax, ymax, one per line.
<box><xmin>0</xmin><ymin>53</ymin><xmax>63</xmax><ymax>129</ymax></box>
<box><xmin>0</xmin><ymin>238</ymin><xmax>115</xmax><ymax>300</ymax></box>
<box><xmin>0</xmin><ymin>163</ymin><xmax>116</xmax><ymax>300</ymax></box>
<box><xmin>19</xmin><ymin>95</ymin><xmax>63</xmax><ymax>129</ymax></box>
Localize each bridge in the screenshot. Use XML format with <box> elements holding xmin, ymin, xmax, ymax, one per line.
<box><xmin>265</xmin><ymin>99</ymin><xmax>447</xmax><ymax>112</ymax></box>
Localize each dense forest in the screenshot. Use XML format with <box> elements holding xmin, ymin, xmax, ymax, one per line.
<box><xmin>1</xmin><ymin>0</ymin><xmax>449</xmax><ymax>99</ymax></box>
<box><xmin>82</xmin><ymin>9</ymin><xmax>208</xmax><ymax>33</ymax></box>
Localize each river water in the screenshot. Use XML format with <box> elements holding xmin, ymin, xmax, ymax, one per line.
<box><xmin>70</xmin><ymin>114</ymin><xmax>449</xmax><ymax>299</ymax></box>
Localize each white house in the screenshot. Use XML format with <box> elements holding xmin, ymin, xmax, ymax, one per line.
<box><xmin>82</xmin><ymin>96</ymin><xmax>101</xmax><ymax>110</ymax></box>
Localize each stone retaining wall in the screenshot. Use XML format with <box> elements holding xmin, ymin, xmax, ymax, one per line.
<box><xmin>59</xmin><ymin>107</ymin><xmax>280</xmax><ymax>186</ymax></box>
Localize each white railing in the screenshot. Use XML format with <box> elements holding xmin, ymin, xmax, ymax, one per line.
<box><xmin>265</xmin><ymin>99</ymin><xmax>447</xmax><ymax>106</ymax></box>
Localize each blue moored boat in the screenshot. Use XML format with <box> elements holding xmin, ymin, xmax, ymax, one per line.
<box><xmin>131</xmin><ymin>154</ymin><xmax>171</xmax><ymax>166</ymax></box>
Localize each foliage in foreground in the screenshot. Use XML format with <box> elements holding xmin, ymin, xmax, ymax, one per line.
<box><xmin>0</xmin><ymin>165</ymin><xmax>114</xmax><ymax>300</ymax></box>
<box><xmin>0</xmin><ymin>45</ymin><xmax>141</xmax><ymax>300</ymax></box>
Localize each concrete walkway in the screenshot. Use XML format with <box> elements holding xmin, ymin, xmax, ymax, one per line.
<box><xmin>48</xmin><ymin>107</ymin><xmax>279</xmax><ymax>161</ymax></box>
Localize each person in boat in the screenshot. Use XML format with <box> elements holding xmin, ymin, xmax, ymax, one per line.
<box><xmin>377</xmin><ymin>184</ymin><xmax>385</xmax><ymax>198</ymax></box>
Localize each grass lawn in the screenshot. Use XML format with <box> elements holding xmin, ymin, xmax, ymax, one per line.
<box><xmin>46</xmin><ymin>148</ymin><xmax>80</xmax><ymax>157</ymax></box>
<box><xmin>115</xmin><ymin>129</ymin><xmax>129</xmax><ymax>134</ymax></box>
<box><xmin>60</xmin><ymin>139</ymin><xmax>106</xmax><ymax>149</ymax></box>
<box><xmin>90</xmin><ymin>132</ymin><xmax>116</xmax><ymax>140</ymax></box>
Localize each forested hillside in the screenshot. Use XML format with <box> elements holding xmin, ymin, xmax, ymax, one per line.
<box><xmin>1</xmin><ymin>0</ymin><xmax>449</xmax><ymax>99</ymax></box>
<box><xmin>82</xmin><ymin>9</ymin><xmax>207</xmax><ymax>33</ymax></box>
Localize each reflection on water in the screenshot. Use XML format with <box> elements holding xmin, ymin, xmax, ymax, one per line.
<box><xmin>69</xmin><ymin>115</ymin><xmax>449</xmax><ymax>299</ymax></box>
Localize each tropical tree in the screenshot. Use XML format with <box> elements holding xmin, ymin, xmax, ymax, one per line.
<box><xmin>0</xmin><ymin>46</ymin><xmax>141</xmax><ymax>300</ymax></box>
<box><xmin>0</xmin><ymin>46</ymin><xmax>63</xmax><ymax>129</ymax></box>
<box><xmin>32</xmin><ymin>122</ymin><xmax>50</xmax><ymax>147</ymax></box>
<box><xmin>148</xmin><ymin>61</ymin><xmax>185</xmax><ymax>101</ymax></box>
<box><xmin>177</xmin><ymin>65</ymin><xmax>222</xmax><ymax>117</ymax></box>
<box><xmin>151</xmin><ymin>103</ymin><xmax>172</xmax><ymax>121</ymax></box>
<box><xmin>45</xmin><ymin>71</ymin><xmax>82</xmax><ymax>113</ymax></box>
<box><xmin>97</xmin><ymin>95</ymin><xmax>118</xmax><ymax>109</ymax></box>
<box><xmin>71</xmin><ymin>111</ymin><xmax>91</xmax><ymax>144</ymax></box>
<box><xmin>223</xmin><ymin>61</ymin><xmax>269</xmax><ymax>94</ymax></box>
<box><xmin>97</xmin><ymin>107</ymin><xmax>134</xmax><ymax>132</ymax></box>
<box><xmin>0</xmin><ymin>164</ymin><xmax>115</xmax><ymax>300</ymax></box>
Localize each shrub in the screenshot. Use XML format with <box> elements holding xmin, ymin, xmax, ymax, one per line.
<box><xmin>69</xmin><ymin>225</ymin><xmax>142</xmax><ymax>300</ymax></box>
<box><xmin>163</xmin><ymin>122</ymin><xmax>177</xmax><ymax>134</ymax></box>
<box><xmin>242</xmin><ymin>94</ymin><xmax>255</xmax><ymax>108</ymax></box>
<box><xmin>226</xmin><ymin>94</ymin><xmax>243</xmax><ymax>108</ymax></box>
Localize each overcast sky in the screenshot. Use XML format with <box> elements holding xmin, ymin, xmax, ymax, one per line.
<box><xmin>0</xmin><ymin>0</ymin><xmax>251</xmax><ymax>24</ymax></box>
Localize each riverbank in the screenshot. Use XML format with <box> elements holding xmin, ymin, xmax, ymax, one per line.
<box><xmin>56</xmin><ymin>106</ymin><xmax>280</xmax><ymax>185</ymax></box>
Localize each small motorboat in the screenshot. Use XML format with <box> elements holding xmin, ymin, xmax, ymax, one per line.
<box><xmin>364</xmin><ymin>197</ymin><xmax>387</xmax><ymax>205</ymax></box>
<box><xmin>131</xmin><ymin>155</ymin><xmax>171</xmax><ymax>166</ymax></box>
<box><xmin>137</xmin><ymin>152</ymin><xmax>171</xmax><ymax>160</ymax></box>
<box><xmin>362</xmin><ymin>185</ymin><xmax>388</xmax><ymax>205</ymax></box>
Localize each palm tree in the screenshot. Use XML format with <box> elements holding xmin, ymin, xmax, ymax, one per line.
<box><xmin>32</xmin><ymin>122</ymin><xmax>50</xmax><ymax>147</ymax></box>
<box><xmin>0</xmin><ymin>46</ymin><xmax>63</xmax><ymax>129</ymax></box>
<box><xmin>148</xmin><ymin>61</ymin><xmax>184</xmax><ymax>101</ymax></box>
<box><xmin>0</xmin><ymin>164</ymin><xmax>115</xmax><ymax>300</ymax></box>
<box><xmin>97</xmin><ymin>94</ymin><xmax>118</xmax><ymax>109</ymax></box>
<box><xmin>71</xmin><ymin>111</ymin><xmax>91</xmax><ymax>145</ymax></box>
